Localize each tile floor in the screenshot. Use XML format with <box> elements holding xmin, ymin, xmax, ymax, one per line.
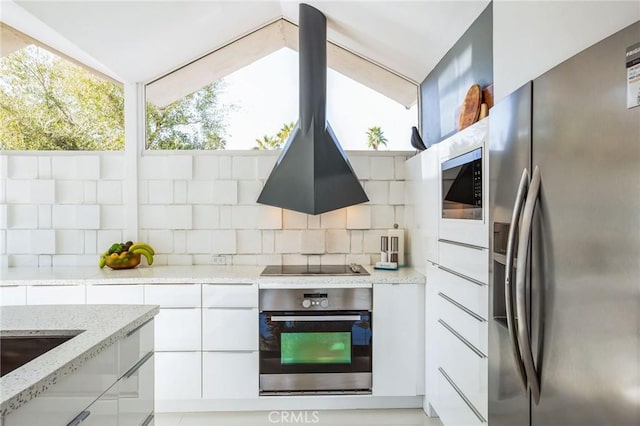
<box><xmin>155</xmin><ymin>409</ymin><xmax>443</xmax><ymax>426</ymax></box>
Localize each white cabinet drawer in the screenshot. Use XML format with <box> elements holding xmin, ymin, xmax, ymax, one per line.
<box><xmin>119</xmin><ymin>319</ymin><xmax>154</xmax><ymax>377</ymax></box>
<box><xmin>202</xmin><ymin>351</ymin><xmax>259</xmax><ymax>399</ymax></box>
<box><xmin>76</xmin><ymin>386</ymin><xmax>119</xmax><ymax>426</ymax></box>
<box><xmin>27</xmin><ymin>285</ymin><xmax>85</xmax><ymax>304</ymax></box>
<box><xmin>155</xmin><ymin>308</ymin><xmax>201</xmax><ymax>351</ymax></box>
<box><xmin>438</xmin><ymin>319</ymin><xmax>487</xmax><ymax>419</ymax></box>
<box><xmin>86</xmin><ymin>285</ymin><xmax>143</xmax><ymax>304</ymax></box>
<box><xmin>436</xmin><ymin>367</ymin><xmax>486</xmax><ymax>426</ymax></box>
<box><xmin>0</xmin><ymin>286</ymin><xmax>26</xmax><ymax>306</ymax></box>
<box><xmin>436</xmin><ymin>266</ymin><xmax>488</xmax><ymax>319</ymax></box>
<box><xmin>202</xmin><ymin>308</ymin><xmax>258</xmax><ymax>351</ymax></box>
<box><xmin>438</xmin><ymin>240</ymin><xmax>488</xmax><ymax>284</ymax></box>
<box><xmin>437</xmin><ymin>292</ymin><xmax>487</xmax><ymax>355</ymax></box>
<box><xmin>144</xmin><ymin>284</ymin><xmax>200</xmax><ymax>307</ymax></box>
<box><xmin>119</xmin><ymin>352</ymin><xmax>154</xmax><ymax>426</ymax></box>
<box><xmin>155</xmin><ymin>352</ymin><xmax>201</xmax><ymax>400</ymax></box>
<box><xmin>202</xmin><ymin>283</ymin><xmax>257</xmax><ymax>308</ymax></box>
<box><xmin>4</xmin><ymin>341</ymin><xmax>119</xmax><ymax>426</ymax></box>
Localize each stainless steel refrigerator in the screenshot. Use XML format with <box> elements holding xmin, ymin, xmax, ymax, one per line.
<box><xmin>489</xmin><ymin>21</ymin><xmax>640</xmax><ymax>426</ymax></box>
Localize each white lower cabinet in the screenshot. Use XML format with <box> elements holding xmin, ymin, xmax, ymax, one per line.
<box><xmin>119</xmin><ymin>352</ymin><xmax>154</xmax><ymax>426</ymax></box>
<box><xmin>0</xmin><ymin>286</ymin><xmax>26</xmax><ymax>306</ymax></box>
<box><xmin>3</xmin><ymin>320</ymin><xmax>154</xmax><ymax>426</ymax></box>
<box><xmin>154</xmin><ymin>352</ymin><xmax>201</xmax><ymax>400</ymax></box>
<box><xmin>26</xmin><ymin>284</ymin><xmax>85</xmax><ymax>304</ymax></box>
<box><xmin>436</xmin><ymin>367</ymin><xmax>486</xmax><ymax>426</ymax></box>
<box><xmin>372</xmin><ymin>283</ymin><xmax>424</xmax><ymax>397</ymax></box>
<box><xmin>202</xmin><ymin>352</ymin><xmax>259</xmax><ymax>399</ymax></box>
<box><xmin>202</xmin><ymin>308</ymin><xmax>258</xmax><ymax>351</ymax></box>
<box><xmin>86</xmin><ymin>284</ymin><xmax>144</xmax><ymax>304</ymax></box>
<box><xmin>154</xmin><ymin>308</ymin><xmax>201</xmax><ymax>351</ymax></box>
<box><xmin>76</xmin><ymin>385</ymin><xmax>119</xmax><ymax>426</ymax></box>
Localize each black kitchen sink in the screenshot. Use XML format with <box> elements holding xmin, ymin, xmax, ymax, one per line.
<box><xmin>1</xmin><ymin>332</ymin><xmax>82</xmax><ymax>377</ymax></box>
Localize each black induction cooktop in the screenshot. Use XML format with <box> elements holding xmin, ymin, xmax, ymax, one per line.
<box><xmin>260</xmin><ymin>264</ymin><xmax>369</xmax><ymax>276</ymax></box>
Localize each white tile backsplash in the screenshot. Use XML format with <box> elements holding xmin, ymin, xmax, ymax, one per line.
<box><xmin>38</xmin><ymin>157</ymin><xmax>51</xmax><ymax>179</ymax></box>
<box><xmin>238</xmin><ymin>180</ymin><xmax>263</xmax><ymax>205</ymax></box>
<box><xmin>283</xmin><ymin>210</ymin><xmax>308</xmax><ymax>229</ymax></box>
<box><xmin>372</xmin><ymin>205</ymin><xmax>395</xmax><ymax>229</ymax></box>
<box><xmin>231</xmin><ymin>205</ymin><xmax>258</xmax><ymax>229</ymax></box>
<box><xmin>83</xmin><ymin>181</ymin><xmax>97</xmax><ymax>204</ymax></box>
<box><xmin>186</xmin><ymin>230</ymin><xmax>212</xmax><ymax>253</ymax></box>
<box><xmin>56</xmin><ymin>230</ymin><xmax>84</xmax><ymax>254</ymax></box>
<box><xmin>301</xmin><ymin>230</ymin><xmax>325</xmax><ymax>254</ymax></box>
<box><xmin>146</xmin><ymin>230</ymin><xmax>174</xmax><ymax>254</ymax></box>
<box><xmin>212</xmin><ymin>181</ymin><xmax>238</xmax><ymax>204</ymax></box>
<box><xmin>193</xmin><ymin>156</ymin><xmax>220</xmax><ymax>180</ymax></box>
<box><xmin>2</xmin><ymin>151</ymin><xmax>409</xmax><ymax>266</ymax></box>
<box><xmin>101</xmin><ymin>205</ymin><xmax>124</xmax><ymax>229</ymax></box>
<box><xmin>8</xmin><ymin>156</ymin><xmax>38</xmax><ymax>179</ymax></box>
<box><xmin>370</xmin><ymin>156</ymin><xmax>395</xmax><ymax>180</ymax></box>
<box><xmin>346</xmin><ymin>205</ymin><xmax>371</xmax><ymax>230</ymax></box>
<box><xmin>75</xmin><ymin>156</ymin><xmax>100</xmax><ymax>180</ymax></box>
<box><xmin>275</xmin><ymin>230</ymin><xmax>302</xmax><ymax>254</ymax></box>
<box><xmin>258</xmin><ymin>205</ymin><xmax>282</xmax><ymax>230</ymax></box>
<box><xmin>211</xmin><ymin>230</ymin><xmax>236</xmax><ymax>253</ymax></box>
<box><xmin>56</xmin><ymin>181</ymin><xmax>83</xmax><ymax>204</ymax></box>
<box><xmin>236</xmin><ymin>230</ymin><xmax>262</xmax><ymax>254</ymax></box>
<box><xmin>193</xmin><ymin>205</ymin><xmax>219</xmax><ymax>229</ymax></box>
<box><xmin>30</xmin><ymin>180</ymin><xmax>56</xmax><ymax>204</ymax></box>
<box><xmin>97</xmin><ymin>181</ymin><xmax>123</xmax><ymax>205</ymax></box>
<box><xmin>147</xmin><ymin>180</ymin><xmax>174</xmax><ymax>204</ymax></box>
<box><xmin>97</xmin><ymin>230</ymin><xmax>122</xmax><ymax>254</ymax></box>
<box><xmin>364</xmin><ymin>180</ymin><xmax>389</xmax><ymax>204</ymax></box>
<box><xmin>326</xmin><ymin>229</ymin><xmax>350</xmax><ymax>253</ymax></box>
<box><xmin>232</xmin><ymin>156</ymin><xmax>258</xmax><ymax>179</ymax></box>
<box><xmin>6</xmin><ymin>180</ymin><xmax>30</xmax><ymax>203</ymax></box>
<box><xmin>321</xmin><ymin>209</ymin><xmax>346</xmax><ymax>229</ymax></box>
<box><xmin>188</xmin><ymin>181</ymin><xmax>214</xmax><ymax>204</ymax></box>
<box><xmin>8</xmin><ymin>205</ymin><xmax>38</xmax><ymax>229</ymax></box>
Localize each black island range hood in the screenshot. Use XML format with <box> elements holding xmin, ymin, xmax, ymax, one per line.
<box><xmin>256</xmin><ymin>3</ymin><xmax>369</xmax><ymax>215</ymax></box>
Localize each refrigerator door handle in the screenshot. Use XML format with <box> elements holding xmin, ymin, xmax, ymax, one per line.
<box><xmin>515</xmin><ymin>165</ymin><xmax>542</xmax><ymax>404</ymax></box>
<box><xmin>505</xmin><ymin>168</ymin><xmax>529</xmax><ymax>392</ymax></box>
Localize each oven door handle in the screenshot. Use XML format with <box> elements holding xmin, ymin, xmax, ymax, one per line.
<box><xmin>270</xmin><ymin>315</ymin><xmax>362</xmax><ymax>322</ymax></box>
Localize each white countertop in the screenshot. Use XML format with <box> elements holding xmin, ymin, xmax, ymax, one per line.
<box><xmin>0</xmin><ymin>265</ymin><xmax>425</xmax><ymax>286</ymax></box>
<box><xmin>0</xmin><ymin>304</ymin><xmax>159</xmax><ymax>417</ymax></box>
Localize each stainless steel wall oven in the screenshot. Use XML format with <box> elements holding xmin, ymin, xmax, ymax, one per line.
<box><xmin>259</xmin><ymin>288</ymin><xmax>372</xmax><ymax>394</ymax></box>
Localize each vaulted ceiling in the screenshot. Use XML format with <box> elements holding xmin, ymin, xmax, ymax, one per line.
<box><xmin>2</xmin><ymin>0</ymin><xmax>490</xmax><ymax>100</ymax></box>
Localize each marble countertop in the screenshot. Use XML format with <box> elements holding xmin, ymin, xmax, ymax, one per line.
<box><xmin>0</xmin><ymin>265</ymin><xmax>425</xmax><ymax>286</ymax></box>
<box><xmin>0</xmin><ymin>304</ymin><xmax>159</xmax><ymax>417</ymax></box>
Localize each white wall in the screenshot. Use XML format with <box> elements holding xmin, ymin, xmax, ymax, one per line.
<box><xmin>493</xmin><ymin>0</ymin><xmax>640</xmax><ymax>102</ymax></box>
<box><xmin>0</xmin><ymin>151</ymin><xmax>409</xmax><ymax>267</ymax></box>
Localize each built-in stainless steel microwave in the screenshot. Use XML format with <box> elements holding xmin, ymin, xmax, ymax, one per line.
<box><xmin>441</xmin><ymin>147</ymin><xmax>483</xmax><ymax>220</ymax></box>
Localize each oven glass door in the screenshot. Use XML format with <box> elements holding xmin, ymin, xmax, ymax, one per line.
<box><xmin>259</xmin><ymin>311</ymin><xmax>372</xmax><ymax>375</ymax></box>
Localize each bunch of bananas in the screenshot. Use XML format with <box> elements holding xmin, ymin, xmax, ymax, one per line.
<box><xmin>99</xmin><ymin>241</ymin><xmax>155</xmax><ymax>269</ymax></box>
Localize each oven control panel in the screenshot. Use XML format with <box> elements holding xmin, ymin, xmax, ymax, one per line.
<box><xmin>302</xmin><ymin>293</ymin><xmax>329</xmax><ymax>309</ymax></box>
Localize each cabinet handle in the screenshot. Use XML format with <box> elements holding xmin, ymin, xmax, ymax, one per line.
<box><xmin>126</xmin><ymin>318</ymin><xmax>154</xmax><ymax>337</ymax></box>
<box><xmin>141</xmin><ymin>412</ymin><xmax>155</xmax><ymax>426</ymax></box>
<box><xmin>438</xmin><ymin>239</ymin><xmax>486</xmax><ymax>251</ymax></box>
<box><xmin>437</xmin><ymin>265</ymin><xmax>486</xmax><ymax>287</ymax></box>
<box><xmin>438</xmin><ymin>368</ymin><xmax>486</xmax><ymax>424</ymax></box>
<box><xmin>438</xmin><ymin>292</ymin><xmax>486</xmax><ymax>322</ymax></box>
<box><xmin>67</xmin><ymin>410</ymin><xmax>91</xmax><ymax>426</ymax></box>
<box><xmin>123</xmin><ymin>351</ymin><xmax>153</xmax><ymax>379</ymax></box>
<box><xmin>438</xmin><ymin>319</ymin><xmax>486</xmax><ymax>358</ymax></box>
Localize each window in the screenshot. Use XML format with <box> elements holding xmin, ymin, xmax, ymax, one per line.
<box><xmin>145</xmin><ymin>47</ymin><xmax>416</xmax><ymax>151</ymax></box>
<box><xmin>0</xmin><ymin>44</ymin><xmax>124</xmax><ymax>151</ymax></box>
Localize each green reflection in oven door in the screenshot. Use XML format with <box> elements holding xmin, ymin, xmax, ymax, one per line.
<box><xmin>281</xmin><ymin>332</ymin><xmax>351</xmax><ymax>364</ymax></box>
